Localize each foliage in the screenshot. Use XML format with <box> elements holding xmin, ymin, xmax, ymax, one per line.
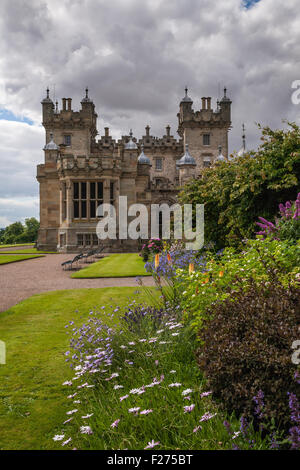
<box><xmin>179</xmin><ymin>238</ymin><xmax>300</xmax><ymax>332</ymax></box>
<box><xmin>196</xmin><ymin>277</ymin><xmax>300</xmax><ymax>433</ymax></box>
<box><xmin>140</xmin><ymin>238</ymin><xmax>163</xmax><ymax>261</ymax></box>
<box><xmin>0</xmin><ymin>218</ymin><xmax>39</xmax><ymax>244</ymax></box>
<box><xmin>179</xmin><ymin>123</ymin><xmax>300</xmax><ymax>248</ymax></box>
<box><xmin>256</xmin><ymin>193</ymin><xmax>300</xmax><ymax>243</ymax></box>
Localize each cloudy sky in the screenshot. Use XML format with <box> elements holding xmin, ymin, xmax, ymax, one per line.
<box><xmin>0</xmin><ymin>0</ymin><xmax>300</xmax><ymax>226</ymax></box>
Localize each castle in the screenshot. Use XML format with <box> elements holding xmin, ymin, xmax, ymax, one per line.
<box><xmin>36</xmin><ymin>87</ymin><xmax>232</xmax><ymax>252</ymax></box>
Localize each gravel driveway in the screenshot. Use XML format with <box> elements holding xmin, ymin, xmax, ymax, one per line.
<box><xmin>0</xmin><ymin>254</ymin><xmax>154</xmax><ymax>312</ymax></box>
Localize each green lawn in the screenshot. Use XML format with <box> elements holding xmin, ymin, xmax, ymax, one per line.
<box><xmin>72</xmin><ymin>253</ymin><xmax>151</xmax><ymax>278</ymax></box>
<box><xmin>0</xmin><ymin>249</ymin><xmax>56</xmax><ymax>254</ymax></box>
<box><xmin>0</xmin><ymin>243</ymin><xmax>34</xmax><ymax>249</ymax></box>
<box><xmin>0</xmin><ymin>287</ymin><xmax>157</xmax><ymax>450</ymax></box>
<box><xmin>0</xmin><ymin>254</ymin><xmax>44</xmax><ymax>265</ymax></box>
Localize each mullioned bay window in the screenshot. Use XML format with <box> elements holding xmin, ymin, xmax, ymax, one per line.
<box><xmin>73</xmin><ymin>181</ymin><xmax>104</xmax><ymax>220</ymax></box>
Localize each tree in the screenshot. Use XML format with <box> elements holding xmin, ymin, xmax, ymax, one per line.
<box><xmin>179</xmin><ymin>122</ymin><xmax>300</xmax><ymax>249</ymax></box>
<box><xmin>22</xmin><ymin>217</ymin><xmax>39</xmax><ymax>242</ymax></box>
<box><xmin>2</xmin><ymin>222</ymin><xmax>24</xmax><ymax>244</ymax></box>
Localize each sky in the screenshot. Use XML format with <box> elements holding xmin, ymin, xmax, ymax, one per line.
<box><xmin>0</xmin><ymin>0</ymin><xmax>300</xmax><ymax>226</ymax></box>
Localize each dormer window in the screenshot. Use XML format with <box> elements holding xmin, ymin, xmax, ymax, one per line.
<box><xmin>203</xmin><ymin>134</ymin><xmax>210</xmax><ymax>146</ymax></box>
<box><xmin>64</xmin><ymin>135</ymin><xmax>71</xmax><ymax>146</ymax></box>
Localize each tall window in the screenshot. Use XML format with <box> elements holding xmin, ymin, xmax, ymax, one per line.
<box><xmin>73</xmin><ymin>181</ymin><xmax>103</xmax><ymax>219</ymax></box>
<box><xmin>64</xmin><ymin>135</ymin><xmax>71</xmax><ymax>146</ymax></box>
<box><xmin>62</xmin><ymin>183</ymin><xmax>67</xmax><ymax>220</ymax></box>
<box><xmin>90</xmin><ymin>182</ymin><xmax>103</xmax><ymax>218</ymax></box>
<box><xmin>155</xmin><ymin>158</ymin><xmax>163</xmax><ymax>170</ymax></box>
<box><xmin>203</xmin><ymin>134</ymin><xmax>210</xmax><ymax>146</ymax></box>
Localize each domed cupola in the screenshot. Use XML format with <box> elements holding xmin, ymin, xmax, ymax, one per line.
<box><xmin>81</xmin><ymin>87</ymin><xmax>93</xmax><ymax>103</ymax></box>
<box><xmin>125</xmin><ymin>130</ymin><xmax>138</xmax><ymax>150</ymax></box>
<box><xmin>44</xmin><ymin>132</ymin><xmax>60</xmax><ymax>151</ymax></box>
<box><xmin>220</xmin><ymin>87</ymin><xmax>231</xmax><ymax>103</ymax></box>
<box><xmin>41</xmin><ymin>87</ymin><xmax>53</xmax><ymax>104</ymax></box>
<box><xmin>181</xmin><ymin>87</ymin><xmax>193</xmax><ymax>103</ymax></box>
<box><xmin>138</xmin><ymin>143</ymin><xmax>151</xmax><ymax>165</ymax></box>
<box><xmin>216</xmin><ymin>145</ymin><xmax>226</xmax><ymax>162</ymax></box>
<box><xmin>177</xmin><ymin>144</ymin><xmax>196</xmax><ymax>166</ymax></box>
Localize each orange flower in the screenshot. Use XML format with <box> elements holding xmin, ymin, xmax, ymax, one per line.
<box><xmin>167</xmin><ymin>253</ymin><xmax>172</xmax><ymax>264</ymax></box>
<box><xmin>219</xmin><ymin>270</ymin><xmax>224</xmax><ymax>277</ymax></box>
<box><xmin>189</xmin><ymin>263</ymin><xmax>195</xmax><ymax>275</ymax></box>
<box><xmin>155</xmin><ymin>253</ymin><xmax>160</xmax><ymax>269</ymax></box>
<box><xmin>203</xmin><ymin>277</ymin><xmax>209</xmax><ymax>284</ymax></box>
<box><xmin>195</xmin><ymin>286</ymin><xmax>199</xmax><ymax>295</ymax></box>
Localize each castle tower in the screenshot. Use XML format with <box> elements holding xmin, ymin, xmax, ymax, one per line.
<box><xmin>177</xmin><ymin>87</ymin><xmax>232</xmax><ymax>176</ymax></box>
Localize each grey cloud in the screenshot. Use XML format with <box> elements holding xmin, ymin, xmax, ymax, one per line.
<box><xmin>1</xmin><ymin>0</ymin><xmax>300</xmax><ymax>224</ymax></box>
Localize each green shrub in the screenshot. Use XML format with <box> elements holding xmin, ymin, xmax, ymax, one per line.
<box><xmin>179</xmin><ymin>238</ymin><xmax>300</xmax><ymax>332</ymax></box>
<box><xmin>196</xmin><ymin>277</ymin><xmax>300</xmax><ymax>431</ymax></box>
<box><xmin>179</xmin><ymin>123</ymin><xmax>300</xmax><ymax>248</ymax></box>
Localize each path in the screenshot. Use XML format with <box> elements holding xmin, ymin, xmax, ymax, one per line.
<box><xmin>0</xmin><ymin>254</ymin><xmax>154</xmax><ymax>312</ymax></box>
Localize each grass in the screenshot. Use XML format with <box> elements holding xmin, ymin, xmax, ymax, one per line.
<box><xmin>72</xmin><ymin>253</ymin><xmax>151</xmax><ymax>278</ymax></box>
<box><xmin>0</xmin><ymin>243</ymin><xmax>34</xmax><ymax>248</ymax></box>
<box><xmin>0</xmin><ymin>287</ymin><xmax>158</xmax><ymax>450</ymax></box>
<box><xmin>0</xmin><ymin>248</ymin><xmax>56</xmax><ymax>254</ymax></box>
<box><xmin>0</xmin><ymin>254</ymin><xmax>44</xmax><ymax>265</ymax></box>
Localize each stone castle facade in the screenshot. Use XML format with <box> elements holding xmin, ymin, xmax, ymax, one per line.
<box><xmin>36</xmin><ymin>87</ymin><xmax>231</xmax><ymax>252</ymax></box>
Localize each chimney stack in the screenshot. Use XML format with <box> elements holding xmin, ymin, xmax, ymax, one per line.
<box><xmin>201</xmin><ymin>97</ymin><xmax>206</xmax><ymax>110</ymax></box>
<box><xmin>67</xmin><ymin>98</ymin><xmax>72</xmax><ymax>111</ymax></box>
<box><xmin>62</xmin><ymin>98</ymin><xmax>67</xmax><ymax>111</ymax></box>
<box><xmin>105</xmin><ymin>127</ymin><xmax>109</xmax><ymax>137</ymax></box>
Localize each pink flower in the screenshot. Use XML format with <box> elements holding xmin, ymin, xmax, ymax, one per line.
<box><xmin>140</xmin><ymin>409</ymin><xmax>153</xmax><ymax>415</ymax></box>
<box><xmin>184</xmin><ymin>404</ymin><xmax>195</xmax><ymax>413</ymax></box>
<box><xmin>193</xmin><ymin>425</ymin><xmax>202</xmax><ymax>433</ymax></box>
<box><xmin>111</xmin><ymin>419</ymin><xmax>120</xmax><ymax>428</ymax></box>
<box><xmin>201</xmin><ymin>391</ymin><xmax>212</xmax><ymax>398</ymax></box>
<box><xmin>128</xmin><ymin>407</ymin><xmax>140</xmax><ymax>414</ymax></box>
<box><xmin>120</xmin><ymin>394</ymin><xmax>129</xmax><ymax>401</ymax></box>
<box><xmin>62</xmin><ymin>437</ymin><xmax>72</xmax><ymax>446</ymax></box>
<box><xmin>199</xmin><ymin>412</ymin><xmax>217</xmax><ymax>422</ymax></box>
<box><xmin>144</xmin><ymin>439</ymin><xmax>160</xmax><ymax>449</ymax></box>
<box><xmin>80</xmin><ymin>425</ymin><xmax>93</xmax><ymax>435</ymax></box>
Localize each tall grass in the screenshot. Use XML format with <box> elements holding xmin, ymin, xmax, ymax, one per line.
<box><xmin>53</xmin><ymin>300</ymin><xmax>270</xmax><ymax>450</ymax></box>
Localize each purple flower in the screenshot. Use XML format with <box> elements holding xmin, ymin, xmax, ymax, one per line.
<box><xmin>223</xmin><ymin>420</ymin><xmax>232</xmax><ymax>435</ymax></box>
<box><xmin>253</xmin><ymin>390</ymin><xmax>264</xmax><ymax>420</ymax></box>
<box><xmin>240</xmin><ymin>415</ymin><xmax>248</xmax><ymax>437</ymax></box>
